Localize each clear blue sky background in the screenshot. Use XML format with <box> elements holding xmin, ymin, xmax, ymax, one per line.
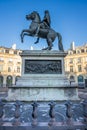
<box><xmin>0</xmin><ymin>0</ymin><xmax>87</xmax><ymax>50</ymax></box>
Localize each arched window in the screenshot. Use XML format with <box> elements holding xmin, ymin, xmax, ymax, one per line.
<box><xmin>0</xmin><ymin>75</ymin><xmax>3</xmax><ymax>87</ymax></box>
<box><xmin>15</xmin><ymin>76</ymin><xmax>20</xmax><ymax>84</ymax></box>
<box><xmin>70</xmin><ymin>75</ymin><xmax>74</xmax><ymax>81</ymax></box>
<box><xmin>69</xmin><ymin>51</ymin><xmax>73</xmax><ymax>55</ymax></box>
<box><xmin>6</xmin><ymin>75</ymin><xmax>13</xmax><ymax>87</ymax></box>
<box><xmin>77</xmin><ymin>50</ymin><xmax>80</xmax><ymax>54</ymax></box>
<box><xmin>78</xmin><ymin>75</ymin><xmax>84</xmax><ymax>87</ymax></box>
<box><xmin>78</xmin><ymin>75</ymin><xmax>84</xmax><ymax>83</ymax></box>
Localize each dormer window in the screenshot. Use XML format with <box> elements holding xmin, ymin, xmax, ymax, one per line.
<box><xmin>77</xmin><ymin>50</ymin><xmax>80</xmax><ymax>54</ymax></box>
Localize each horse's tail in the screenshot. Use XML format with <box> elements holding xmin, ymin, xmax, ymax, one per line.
<box><xmin>56</xmin><ymin>32</ymin><xmax>64</xmax><ymax>51</ymax></box>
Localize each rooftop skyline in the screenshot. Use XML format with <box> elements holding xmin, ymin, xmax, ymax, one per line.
<box><xmin>0</xmin><ymin>0</ymin><xmax>87</xmax><ymax>50</ymax></box>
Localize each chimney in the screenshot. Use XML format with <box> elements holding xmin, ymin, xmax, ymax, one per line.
<box><xmin>12</xmin><ymin>44</ymin><xmax>16</xmax><ymax>50</ymax></box>
<box><xmin>71</xmin><ymin>41</ymin><xmax>75</xmax><ymax>50</ymax></box>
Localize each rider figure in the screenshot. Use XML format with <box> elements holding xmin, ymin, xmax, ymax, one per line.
<box><xmin>42</xmin><ymin>10</ymin><xmax>51</xmax><ymax>28</ymax></box>
<box><xmin>35</xmin><ymin>10</ymin><xmax>51</xmax><ymax>36</ymax></box>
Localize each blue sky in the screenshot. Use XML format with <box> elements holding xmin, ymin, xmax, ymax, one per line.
<box><xmin>0</xmin><ymin>0</ymin><xmax>87</xmax><ymax>50</ymax></box>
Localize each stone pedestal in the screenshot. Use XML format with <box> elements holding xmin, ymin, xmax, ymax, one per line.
<box><xmin>7</xmin><ymin>50</ymin><xmax>79</xmax><ymax>101</ymax></box>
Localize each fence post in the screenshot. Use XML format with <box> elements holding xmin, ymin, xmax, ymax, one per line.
<box><xmin>31</xmin><ymin>101</ymin><xmax>38</xmax><ymax>126</ymax></box>
<box><xmin>48</xmin><ymin>101</ymin><xmax>56</xmax><ymax>126</ymax></box>
<box><xmin>0</xmin><ymin>99</ymin><xmax>4</xmax><ymax>126</ymax></box>
<box><xmin>82</xmin><ymin>99</ymin><xmax>87</xmax><ymax>124</ymax></box>
<box><xmin>12</xmin><ymin>100</ymin><xmax>21</xmax><ymax>126</ymax></box>
<box><xmin>65</xmin><ymin>100</ymin><xmax>73</xmax><ymax>125</ymax></box>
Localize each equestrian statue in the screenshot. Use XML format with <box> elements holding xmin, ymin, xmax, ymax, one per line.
<box><xmin>20</xmin><ymin>10</ymin><xmax>64</xmax><ymax>51</ymax></box>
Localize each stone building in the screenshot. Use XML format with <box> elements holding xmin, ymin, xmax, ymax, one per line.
<box><xmin>65</xmin><ymin>42</ymin><xmax>87</xmax><ymax>88</ymax></box>
<box><xmin>0</xmin><ymin>45</ymin><xmax>22</xmax><ymax>87</ymax></box>
<box><xmin>1</xmin><ymin>42</ymin><xmax>87</xmax><ymax>89</ymax></box>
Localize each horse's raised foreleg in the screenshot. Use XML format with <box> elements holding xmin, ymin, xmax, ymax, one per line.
<box><xmin>34</xmin><ymin>37</ymin><xmax>40</xmax><ymax>44</ymax></box>
<box><xmin>20</xmin><ymin>30</ymin><xmax>24</xmax><ymax>43</ymax></box>
<box><xmin>20</xmin><ymin>29</ymin><xmax>31</xmax><ymax>43</ymax></box>
<box><xmin>20</xmin><ymin>30</ymin><xmax>26</xmax><ymax>42</ymax></box>
<box><xmin>22</xmin><ymin>32</ymin><xmax>32</xmax><ymax>42</ymax></box>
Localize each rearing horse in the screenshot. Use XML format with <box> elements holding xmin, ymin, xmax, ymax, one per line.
<box><xmin>20</xmin><ymin>11</ymin><xmax>64</xmax><ymax>51</ymax></box>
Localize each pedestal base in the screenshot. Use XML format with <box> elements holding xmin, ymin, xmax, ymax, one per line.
<box><xmin>7</xmin><ymin>50</ymin><xmax>79</xmax><ymax>101</ymax></box>
<box><xmin>7</xmin><ymin>85</ymin><xmax>79</xmax><ymax>101</ymax></box>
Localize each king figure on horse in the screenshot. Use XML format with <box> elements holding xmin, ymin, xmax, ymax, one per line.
<box><xmin>35</xmin><ymin>10</ymin><xmax>51</xmax><ymax>36</ymax></box>
<box><xmin>20</xmin><ymin>10</ymin><xmax>64</xmax><ymax>51</ymax></box>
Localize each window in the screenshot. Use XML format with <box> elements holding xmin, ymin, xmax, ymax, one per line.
<box><xmin>14</xmin><ymin>51</ymin><xmax>17</xmax><ymax>54</ymax></box>
<box><xmin>8</xmin><ymin>67</ymin><xmax>11</xmax><ymax>72</ymax></box>
<box><xmin>17</xmin><ymin>67</ymin><xmax>20</xmax><ymax>73</ymax></box>
<box><xmin>0</xmin><ymin>58</ymin><xmax>4</xmax><ymax>62</ymax></box>
<box><xmin>70</xmin><ymin>75</ymin><xmax>74</xmax><ymax>80</ymax></box>
<box><xmin>69</xmin><ymin>51</ymin><xmax>73</xmax><ymax>55</ymax></box>
<box><xmin>8</xmin><ymin>59</ymin><xmax>13</xmax><ymax>63</ymax></box>
<box><xmin>70</xmin><ymin>66</ymin><xmax>73</xmax><ymax>72</ymax></box>
<box><xmin>78</xmin><ymin>65</ymin><xmax>82</xmax><ymax>72</ymax></box>
<box><xmin>15</xmin><ymin>76</ymin><xmax>20</xmax><ymax>84</ymax></box>
<box><xmin>0</xmin><ymin>49</ymin><xmax>4</xmax><ymax>53</ymax></box>
<box><xmin>17</xmin><ymin>61</ymin><xmax>21</xmax><ymax>64</ymax></box>
<box><xmin>78</xmin><ymin>75</ymin><xmax>83</xmax><ymax>82</ymax></box>
<box><xmin>73</xmin><ymin>50</ymin><xmax>76</xmax><ymax>54</ymax></box>
<box><xmin>69</xmin><ymin>59</ymin><xmax>73</xmax><ymax>64</ymax></box>
<box><xmin>84</xmin><ymin>64</ymin><xmax>87</xmax><ymax>72</ymax></box>
<box><xmin>81</xmin><ymin>49</ymin><xmax>84</xmax><ymax>53</ymax></box>
<box><xmin>0</xmin><ymin>65</ymin><xmax>3</xmax><ymax>72</ymax></box>
<box><xmin>5</xmin><ymin>49</ymin><xmax>9</xmax><ymax>53</ymax></box>
<box><xmin>77</xmin><ymin>50</ymin><xmax>80</xmax><ymax>54</ymax></box>
<box><xmin>6</xmin><ymin>76</ymin><xmax>12</xmax><ymax>86</ymax></box>
<box><xmin>77</xmin><ymin>58</ymin><xmax>81</xmax><ymax>63</ymax></box>
<box><xmin>9</xmin><ymin>50</ymin><xmax>13</xmax><ymax>54</ymax></box>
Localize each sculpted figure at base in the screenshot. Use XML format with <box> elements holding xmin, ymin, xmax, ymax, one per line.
<box><xmin>20</xmin><ymin>10</ymin><xmax>64</xmax><ymax>51</ymax></box>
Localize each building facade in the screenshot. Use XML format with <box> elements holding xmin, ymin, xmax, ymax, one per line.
<box><xmin>0</xmin><ymin>46</ymin><xmax>22</xmax><ymax>87</ymax></box>
<box><xmin>1</xmin><ymin>43</ymin><xmax>87</xmax><ymax>88</ymax></box>
<box><xmin>65</xmin><ymin>42</ymin><xmax>87</xmax><ymax>87</ymax></box>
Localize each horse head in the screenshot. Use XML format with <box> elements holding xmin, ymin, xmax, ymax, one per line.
<box><xmin>26</xmin><ymin>11</ymin><xmax>41</xmax><ymax>23</ymax></box>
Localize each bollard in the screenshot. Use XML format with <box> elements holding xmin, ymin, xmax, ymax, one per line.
<box><xmin>12</xmin><ymin>100</ymin><xmax>21</xmax><ymax>126</ymax></box>
<box><xmin>31</xmin><ymin>101</ymin><xmax>38</xmax><ymax>126</ymax></box>
<box><xmin>65</xmin><ymin>100</ymin><xmax>73</xmax><ymax>125</ymax></box>
<box><xmin>0</xmin><ymin>99</ymin><xmax>4</xmax><ymax>126</ymax></box>
<box><xmin>82</xmin><ymin>99</ymin><xmax>87</xmax><ymax>124</ymax></box>
<box><xmin>48</xmin><ymin>101</ymin><xmax>56</xmax><ymax>126</ymax></box>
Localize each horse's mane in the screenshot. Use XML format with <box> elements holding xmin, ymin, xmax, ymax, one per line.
<box><xmin>32</xmin><ymin>11</ymin><xmax>41</xmax><ymax>22</ymax></box>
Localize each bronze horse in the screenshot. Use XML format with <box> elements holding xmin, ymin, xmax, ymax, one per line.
<box><xmin>20</xmin><ymin>11</ymin><xmax>64</xmax><ymax>51</ymax></box>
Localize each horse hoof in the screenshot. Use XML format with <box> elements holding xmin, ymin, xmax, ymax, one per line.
<box><xmin>42</xmin><ymin>47</ymin><xmax>48</xmax><ymax>50</ymax></box>
<box><xmin>49</xmin><ymin>48</ymin><xmax>52</xmax><ymax>50</ymax></box>
<box><xmin>34</xmin><ymin>42</ymin><xmax>37</xmax><ymax>44</ymax></box>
